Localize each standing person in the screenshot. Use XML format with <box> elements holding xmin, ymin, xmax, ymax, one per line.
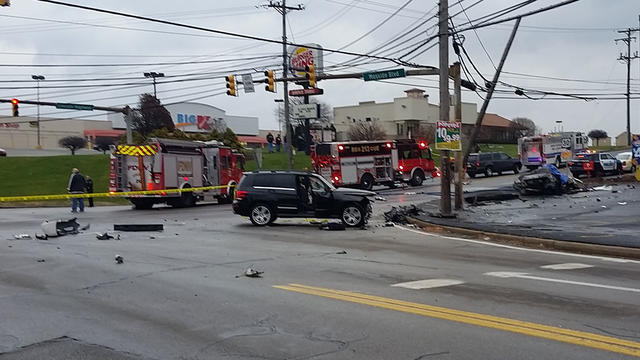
<box><xmin>67</xmin><ymin>168</ymin><xmax>86</xmax><ymax>213</ymax></box>
<box><xmin>85</xmin><ymin>175</ymin><xmax>94</xmax><ymax>208</ymax></box>
<box><xmin>275</xmin><ymin>134</ymin><xmax>282</xmax><ymax>152</ymax></box>
<box><xmin>266</xmin><ymin>132</ymin><xmax>274</xmax><ymax>153</ymax></box>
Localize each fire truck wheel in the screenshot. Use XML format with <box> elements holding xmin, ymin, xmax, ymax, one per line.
<box><xmin>410</xmin><ymin>169</ymin><xmax>424</xmax><ymax>186</ymax></box>
<box><xmin>341</xmin><ymin>203</ymin><xmax>365</xmax><ymax>227</ymax></box>
<box><xmin>250</xmin><ymin>203</ymin><xmax>274</xmax><ymax>226</ymax></box>
<box><xmin>360</xmin><ymin>174</ymin><xmax>374</xmax><ymax>190</ymax></box>
<box><xmin>130</xmin><ymin>199</ymin><xmax>153</xmax><ymax>210</ymax></box>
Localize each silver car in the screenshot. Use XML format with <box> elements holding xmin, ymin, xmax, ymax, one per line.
<box><xmin>616</xmin><ymin>152</ymin><xmax>635</xmax><ymax>172</ymax></box>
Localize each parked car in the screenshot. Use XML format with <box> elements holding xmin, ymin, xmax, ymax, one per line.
<box><xmin>232</xmin><ymin>171</ymin><xmax>374</xmax><ymax>227</ymax></box>
<box><xmin>466</xmin><ymin>152</ymin><xmax>522</xmax><ymax>178</ymax></box>
<box><xmin>568</xmin><ymin>152</ymin><xmax>622</xmax><ymax>177</ymax></box>
<box><xmin>0</xmin><ymin>148</ymin><xmax>6</xmax><ymax>157</ymax></box>
<box><xmin>616</xmin><ymin>152</ymin><xmax>635</xmax><ymax>173</ymax></box>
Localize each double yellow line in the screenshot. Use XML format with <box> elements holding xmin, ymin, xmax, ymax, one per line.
<box><xmin>274</xmin><ymin>283</ymin><xmax>640</xmax><ymax>357</ymax></box>
<box><xmin>0</xmin><ymin>185</ymin><xmax>232</xmax><ymax>202</ymax></box>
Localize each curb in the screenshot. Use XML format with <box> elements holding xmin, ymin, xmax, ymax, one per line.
<box><xmin>407</xmin><ymin>216</ymin><xmax>640</xmax><ymax>260</ymax></box>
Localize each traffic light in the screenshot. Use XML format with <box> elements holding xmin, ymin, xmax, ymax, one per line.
<box><xmin>0</xmin><ymin>0</ymin><xmax>10</xmax><ymax>7</ymax></box>
<box><xmin>11</xmin><ymin>98</ymin><xmax>18</xmax><ymax>117</ymax></box>
<box><xmin>264</xmin><ymin>70</ymin><xmax>275</xmax><ymax>93</ymax></box>
<box><xmin>225</xmin><ymin>75</ymin><xmax>236</xmax><ymax>96</ymax></box>
<box><xmin>305</xmin><ymin>65</ymin><xmax>316</xmax><ymax>87</ymax></box>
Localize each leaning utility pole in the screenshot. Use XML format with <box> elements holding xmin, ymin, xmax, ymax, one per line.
<box><xmin>438</xmin><ymin>0</ymin><xmax>451</xmax><ymax>216</ymax></box>
<box><xmin>616</xmin><ymin>27</ymin><xmax>639</xmax><ymax>146</ymax></box>
<box><xmin>464</xmin><ymin>18</ymin><xmax>520</xmax><ymax>164</ymax></box>
<box><xmin>267</xmin><ymin>0</ymin><xmax>303</xmax><ymax>170</ymax></box>
<box><xmin>451</xmin><ymin>62</ymin><xmax>463</xmax><ymax>210</ymax></box>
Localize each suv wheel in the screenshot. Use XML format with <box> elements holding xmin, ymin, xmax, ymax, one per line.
<box><xmin>410</xmin><ymin>169</ymin><xmax>424</xmax><ymax>186</ymax></box>
<box><xmin>360</xmin><ymin>173</ymin><xmax>374</xmax><ymax>190</ymax></box>
<box><xmin>249</xmin><ymin>203</ymin><xmax>274</xmax><ymax>226</ymax></box>
<box><xmin>341</xmin><ymin>203</ymin><xmax>365</xmax><ymax>227</ymax></box>
<box><xmin>484</xmin><ymin>166</ymin><xmax>494</xmax><ymax>177</ymax></box>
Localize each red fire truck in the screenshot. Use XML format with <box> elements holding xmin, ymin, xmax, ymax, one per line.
<box><xmin>311</xmin><ymin>139</ymin><xmax>438</xmax><ymax>190</ymax></box>
<box><xmin>109</xmin><ymin>138</ymin><xmax>245</xmax><ymax>209</ymax></box>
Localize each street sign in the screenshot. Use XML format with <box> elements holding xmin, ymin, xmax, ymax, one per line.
<box><xmin>363</xmin><ymin>68</ymin><xmax>406</xmax><ymax>82</ymax></box>
<box><xmin>435</xmin><ymin>121</ymin><xmax>462</xmax><ymax>151</ymax></box>
<box><xmin>292</xmin><ymin>104</ymin><xmax>319</xmax><ymax>119</ymax></box>
<box><xmin>241</xmin><ymin>74</ymin><xmax>254</xmax><ymax>93</ymax></box>
<box><xmin>55</xmin><ymin>103</ymin><xmax>94</xmax><ymax>111</ymax></box>
<box><xmin>289</xmin><ymin>88</ymin><xmax>324</xmax><ymax>96</ymax></box>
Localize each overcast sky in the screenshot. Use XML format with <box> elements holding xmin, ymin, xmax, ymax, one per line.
<box><xmin>0</xmin><ymin>0</ymin><xmax>639</xmax><ymax>141</ymax></box>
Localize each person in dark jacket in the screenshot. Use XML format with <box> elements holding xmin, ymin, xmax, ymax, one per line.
<box><xmin>275</xmin><ymin>134</ymin><xmax>282</xmax><ymax>152</ymax></box>
<box><xmin>85</xmin><ymin>176</ymin><xmax>94</xmax><ymax>207</ymax></box>
<box><xmin>266</xmin><ymin>132</ymin><xmax>274</xmax><ymax>153</ymax></box>
<box><xmin>67</xmin><ymin>168</ymin><xmax>86</xmax><ymax>213</ymax></box>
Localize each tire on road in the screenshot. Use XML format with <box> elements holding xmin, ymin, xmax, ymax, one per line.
<box><xmin>249</xmin><ymin>203</ymin><xmax>275</xmax><ymax>226</ymax></box>
<box><xmin>360</xmin><ymin>173</ymin><xmax>374</xmax><ymax>190</ymax></box>
<box><xmin>341</xmin><ymin>203</ymin><xmax>365</xmax><ymax>228</ymax></box>
<box><xmin>410</xmin><ymin>169</ymin><xmax>424</xmax><ymax>186</ymax></box>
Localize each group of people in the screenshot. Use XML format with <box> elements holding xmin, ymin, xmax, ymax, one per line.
<box><xmin>266</xmin><ymin>132</ymin><xmax>282</xmax><ymax>153</ymax></box>
<box><xmin>67</xmin><ymin>168</ymin><xmax>94</xmax><ymax>213</ymax></box>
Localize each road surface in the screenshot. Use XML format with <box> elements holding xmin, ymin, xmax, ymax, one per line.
<box><xmin>1</xmin><ymin>191</ymin><xmax>638</xmax><ymax>359</ymax></box>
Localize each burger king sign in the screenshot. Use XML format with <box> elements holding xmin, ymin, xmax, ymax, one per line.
<box><xmin>288</xmin><ymin>43</ymin><xmax>324</xmax><ymax>77</ymax></box>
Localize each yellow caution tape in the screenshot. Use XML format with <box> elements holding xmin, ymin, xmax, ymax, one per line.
<box><xmin>0</xmin><ymin>185</ymin><xmax>232</xmax><ymax>202</ymax></box>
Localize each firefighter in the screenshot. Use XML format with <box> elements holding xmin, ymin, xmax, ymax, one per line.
<box><xmin>67</xmin><ymin>168</ymin><xmax>86</xmax><ymax>213</ymax></box>
<box><xmin>85</xmin><ymin>176</ymin><xmax>94</xmax><ymax>207</ymax></box>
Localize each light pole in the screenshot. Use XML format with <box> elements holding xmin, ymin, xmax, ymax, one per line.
<box><xmin>274</xmin><ymin>99</ymin><xmax>284</xmax><ymax>134</ymax></box>
<box><xmin>31</xmin><ymin>75</ymin><xmax>45</xmax><ymax>149</ymax></box>
<box><xmin>143</xmin><ymin>72</ymin><xmax>164</xmax><ymax>98</ymax></box>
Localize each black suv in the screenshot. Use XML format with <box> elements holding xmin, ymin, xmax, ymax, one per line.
<box><xmin>232</xmin><ymin>171</ymin><xmax>374</xmax><ymax>227</ymax></box>
<box><xmin>467</xmin><ymin>152</ymin><xmax>522</xmax><ymax>178</ymax></box>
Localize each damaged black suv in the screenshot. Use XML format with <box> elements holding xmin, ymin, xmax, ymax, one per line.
<box><xmin>232</xmin><ymin>171</ymin><xmax>374</xmax><ymax>227</ymax></box>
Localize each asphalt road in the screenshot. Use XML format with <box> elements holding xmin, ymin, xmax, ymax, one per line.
<box><xmin>1</xmin><ymin>189</ymin><xmax>639</xmax><ymax>360</ymax></box>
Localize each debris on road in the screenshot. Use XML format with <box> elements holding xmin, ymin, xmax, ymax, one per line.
<box><xmin>336</xmin><ymin>250</ymin><xmax>347</xmax><ymax>254</ymax></box>
<box><xmin>35</xmin><ymin>234</ymin><xmax>48</xmax><ymax>240</ymax></box>
<box><xmin>41</xmin><ymin>218</ymin><xmax>86</xmax><ymax>237</ymax></box>
<box><xmin>114</xmin><ymin>255</ymin><xmax>124</xmax><ymax>264</ymax></box>
<box><xmin>384</xmin><ymin>205</ymin><xmax>424</xmax><ymax>224</ymax></box>
<box><xmin>384</xmin><ymin>221</ymin><xmax>395</xmax><ymax>227</ymax></box>
<box><xmin>244</xmin><ymin>267</ymin><xmax>263</xmax><ymax>278</ymax></box>
<box><xmin>618</xmin><ymin>202</ymin><xmax>628</xmax><ymax>205</ymax></box>
<box><xmin>374</xmin><ymin>196</ymin><xmax>387</xmax><ymax>201</ymax></box>
<box><xmin>320</xmin><ymin>222</ymin><xmax>346</xmax><ymax>231</ymax></box>
<box><xmin>513</xmin><ymin>164</ymin><xmax>583</xmax><ymax>195</ymax></box>
<box><xmin>36</xmin><ymin>259</ymin><xmax>45</xmax><ymax>263</ymax></box>
<box><xmin>114</xmin><ymin>224</ymin><xmax>163</xmax><ymax>232</ymax></box>
<box><xmin>593</xmin><ymin>185</ymin><xmax>613</xmax><ymax>191</ymax></box>
<box><xmin>13</xmin><ymin>234</ymin><xmax>31</xmax><ymax>239</ymax></box>
<box><xmin>96</xmin><ymin>232</ymin><xmax>114</xmax><ymax>240</ymax></box>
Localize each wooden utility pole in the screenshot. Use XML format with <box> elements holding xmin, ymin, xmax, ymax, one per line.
<box><xmin>451</xmin><ymin>62</ymin><xmax>464</xmax><ymax>210</ymax></box>
<box><xmin>438</xmin><ymin>0</ymin><xmax>451</xmax><ymax>216</ymax></box>
<box><xmin>616</xmin><ymin>27</ymin><xmax>639</xmax><ymax>146</ymax></box>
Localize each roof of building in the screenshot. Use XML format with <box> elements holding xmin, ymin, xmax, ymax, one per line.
<box><xmin>404</xmin><ymin>88</ymin><xmax>425</xmax><ymax>93</ymax></box>
<box><xmin>482</xmin><ymin>113</ymin><xmax>519</xmax><ymax>128</ymax></box>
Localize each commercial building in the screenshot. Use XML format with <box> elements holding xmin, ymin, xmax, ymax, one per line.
<box><xmin>616</xmin><ymin>131</ymin><xmax>629</xmax><ymax>146</ymax></box>
<box><xmin>0</xmin><ymin>117</ymin><xmax>112</xmax><ymax>150</ymax></box>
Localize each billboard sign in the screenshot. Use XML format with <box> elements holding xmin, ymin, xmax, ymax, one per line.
<box><xmin>289</xmin><ymin>43</ymin><xmax>323</xmax><ymax>77</ymax></box>
<box><xmin>435</xmin><ymin>121</ymin><xmax>462</xmax><ymax>151</ymax></box>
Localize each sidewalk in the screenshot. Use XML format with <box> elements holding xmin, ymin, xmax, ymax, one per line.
<box><xmin>411</xmin><ymin>184</ymin><xmax>640</xmax><ymax>249</ymax></box>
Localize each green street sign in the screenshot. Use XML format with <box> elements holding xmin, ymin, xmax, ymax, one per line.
<box><xmin>55</xmin><ymin>103</ymin><xmax>94</xmax><ymax>111</ymax></box>
<box><xmin>435</xmin><ymin>121</ymin><xmax>462</xmax><ymax>151</ymax></box>
<box><xmin>363</xmin><ymin>68</ymin><xmax>406</xmax><ymax>81</ymax></box>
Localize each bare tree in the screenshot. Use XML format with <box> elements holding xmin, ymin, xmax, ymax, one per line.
<box><xmin>588</xmin><ymin>129</ymin><xmax>608</xmax><ymax>146</ymax></box>
<box><xmin>512</xmin><ymin>117</ymin><xmax>536</xmax><ymax>136</ymax></box>
<box><xmin>347</xmin><ymin>122</ymin><xmax>387</xmax><ymax>141</ymax></box>
<box><xmin>59</xmin><ymin>136</ymin><xmax>87</xmax><ymax>155</ymax></box>
<box><xmin>409</xmin><ymin>123</ymin><xmax>435</xmax><ymax>145</ymax></box>
<box><xmin>93</xmin><ymin>137</ymin><xmax>116</xmax><ymax>154</ymax></box>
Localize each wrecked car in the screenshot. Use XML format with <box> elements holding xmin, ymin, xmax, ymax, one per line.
<box><xmin>513</xmin><ymin>164</ymin><xmax>581</xmax><ymax>195</ymax></box>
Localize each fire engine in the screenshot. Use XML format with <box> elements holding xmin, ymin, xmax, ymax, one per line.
<box><xmin>518</xmin><ymin>132</ymin><xmax>588</xmax><ymax>170</ymax></box>
<box><xmin>311</xmin><ymin>139</ymin><xmax>438</xmax><ymax>190</ymax></box>
<box><xmin>109</xmin><ymin>138</ymin><xmax>245</xmax><ymax>209</ymax></box>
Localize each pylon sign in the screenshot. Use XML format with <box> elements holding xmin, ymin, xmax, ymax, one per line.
<box><xmin>288</xmin><ymin>43</ymin><xmax>324</xmax><ymax>77</ymax></box>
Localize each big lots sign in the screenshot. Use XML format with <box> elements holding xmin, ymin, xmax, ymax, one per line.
<box><xmin>176</xmin><ymin>113</ymin><xmax>213</xmax><ymax>131</ymax></box>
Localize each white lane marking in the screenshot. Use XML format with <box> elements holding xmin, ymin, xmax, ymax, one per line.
<box><xmin>395</xmin><ymin>225</ymin><xmax>640</xmax><ymax>264</ymax></box>
<box><xmin>484</xmin><ymin>272</ymin><xmax>640</xmax><ymax>293</ymax></box>
<box><xmin>541</xmin><ymin>263</ymin><xmax>594</xmax><ymax>270</ymax></box>
<box><xmin>391</xmin><ymin>279</ymin><xmax>464</xmax><ymax>290</ymax></box>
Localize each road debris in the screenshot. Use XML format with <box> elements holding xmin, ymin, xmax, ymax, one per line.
<box><xmin>374</xmin><ymin>196</ymin><xmax>387</xmax><ymax>201</ymax></box>
<box><xmin>336</xmin><ymin>250</ymin><xmax>347</xmax><ymax>254</ymax></box>
<box><xmin>384</xmin><ymin>205</ymin><xmax>423</xmax><ymax>224</ymax></box>
<box><xmin>320</xmin><ymin>222</ymin><xmax>346</xmax><ymax>231</ymax></box>
<box><xmin>114</xmin><ymin>224</ymin><xmax>163</xmax><ymax>232</ymax></box>
<box><xmin>36</xmin><ymin>259</ymin><xmax>45</xmax><ymax>263</ymax></box>
<box><xmin>13</xmin><ymin>234</ymin><xmax>31</xmax><ymax>239</ymax></box>
<box><xmin>41</xmin><ymin>218</ymin><xmax>86</xmax><ymax>237</ymax></box>
<box><xmin>96</xmin><ymin>232</ymin><xmax>114</xmax><ymax>240</ymax></box>
<box><xmin>593</xmin><ymin>185</ymin><xmax>613</xmax><ymax>191</ymax></box>
<box><xmin>114</xmin><ymin>255</ymin><xmax>124</xmax><ymax>264</ymax></box>
<box><xmin>384</xmin><ymin>221</ymin><xmax>395</xmax><ymax>227</ymax></box>
<box><xmin>244</xmin><ymin>267</ymin><xmax>264</xmax><ymax>278</ymax></box>
<box><xmin>618</xmin><ymin>202</ymin><xmax>628</xmax><ymax>205</ymax></box>
<box><xmin>35</xmin><ymin>234</ymin><xmax>48</xmax><ymax>240</ymax></box>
